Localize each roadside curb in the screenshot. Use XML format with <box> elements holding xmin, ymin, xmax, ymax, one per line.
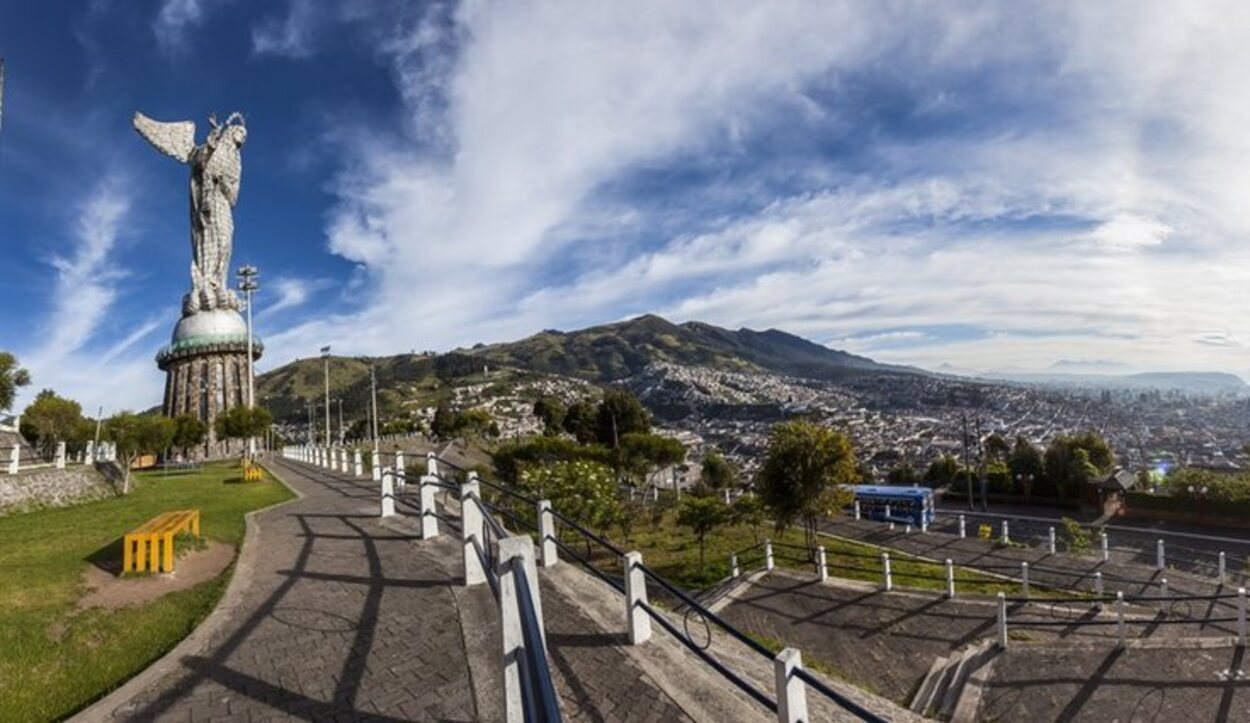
<box><xmin>70</xmin><ymin>459</ymin><xmax>303</xmax><ymax>723</ymax></box>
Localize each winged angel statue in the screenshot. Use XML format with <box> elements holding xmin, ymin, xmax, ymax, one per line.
<box><xmin>134</xmin><ymin>111</ymin><xmax>247</xmax><ymax>315</ymax></box>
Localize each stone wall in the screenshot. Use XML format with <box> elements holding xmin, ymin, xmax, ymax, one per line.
<box><xmin>0</xmin><ymin>464</ymin><xmax>116</xmax><ymax>515</ymax></box>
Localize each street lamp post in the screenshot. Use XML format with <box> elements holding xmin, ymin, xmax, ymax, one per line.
<box><xmin>370</xmin><ymin>364</ymin><xmax>379</xmax><ymax>454</ymax></box>
<box><xmin>237</xmin><ymin>265</ymin><xmax>259</xmax><ymax>458</ymax></box>
<box><xmin>320</xmin><ymin>346</ymin><xmax>331</xmax><ymax>447</ymax></box>
<box><xmin>337</xmin><ymin>398</ymin><xmax>344</xmax><ymax>445</ymax></box>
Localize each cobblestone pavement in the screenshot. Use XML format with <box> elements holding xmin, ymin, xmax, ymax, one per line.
<box><xmin>105</xmin><ymin>459</ymin><xmax>477</xmax><ymax>722</ymax></box>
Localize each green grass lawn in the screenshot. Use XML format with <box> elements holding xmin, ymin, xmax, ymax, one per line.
<box><xmin>0</xmin><ymin>461</ymin><xmax>294</xmax><ymax>722</ymax></box>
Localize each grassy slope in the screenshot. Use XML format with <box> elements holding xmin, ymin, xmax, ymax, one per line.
<box><xmin>0</xmin><ymin>462</ymin><xmax>293</xmax><ymax>722</ymax></box>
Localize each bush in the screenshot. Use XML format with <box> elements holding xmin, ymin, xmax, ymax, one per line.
<box><xmin>1061</xmin><ymin>517</ymin><xmax>1091</xmax><ymax>555</ymax></box>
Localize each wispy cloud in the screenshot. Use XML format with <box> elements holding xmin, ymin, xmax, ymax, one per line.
<box><xmin>153</xmin><ymin>0</ymin><xmax>227</xmax><ymax>52</ymax></box>
<box><xmin>251</xmin><ymin>0</ymin><xmax>318</xmax><ymax>58</ymax></box>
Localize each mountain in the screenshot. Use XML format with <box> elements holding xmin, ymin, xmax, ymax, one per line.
<box><xmin>461</xmin><ymin>314</ymin><xmax>920</xmax><ymax>382</ymax></box>
<box><xmin>979</xmin><ymin>370</ymin><xmax>1249</xmax><ymax>396</ymax></box>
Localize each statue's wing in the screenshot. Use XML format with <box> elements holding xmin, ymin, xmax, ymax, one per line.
<box><xmin>133</xmin><ymin>112</ymin><xmax>196</xmax><ymax>163</ymax></box>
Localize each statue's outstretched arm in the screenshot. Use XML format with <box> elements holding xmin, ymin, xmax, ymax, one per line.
<box><xmin>133</xmin><ymin>112</ymin><xmax>196</xmax><ymax>163</ymax></box>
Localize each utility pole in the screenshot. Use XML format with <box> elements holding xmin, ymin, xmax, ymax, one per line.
<box><xmin>975</xmin><ymin>416</ymin><xmax>987</xmax><ymax>512</ymax></box>
<box><xmin>370</xmin><ymin>364</ymin><xmax>380</xmax><ymax>454</ymax></box>
<box><xmin>237</xmin><ymin>265</ymin><xmax>259</xmax><ymax>458</ymax></box>
<box><xmin>320</xmin><ymin>346</ymin><xmax>331</xmax><ymax>446</ymax></box>
<box><xmin>961</xmin><ymin>414</ymin><xmax>973</xmax><ymax>511</ymax></box>
<box><xmin>307</xmin><ymin>402</ymin><xmax>314</xmax><ymax>444</ymax></box>
<box><xmin>337</xmin><ymin>398</ymin><xmax>344</xmax><ymax>444</ymax></box>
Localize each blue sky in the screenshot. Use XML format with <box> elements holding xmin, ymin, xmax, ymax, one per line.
<box><xmin>3</xmin><ymin>1</ymin><xmax>1250</xmax><ymax>414</ymax></box>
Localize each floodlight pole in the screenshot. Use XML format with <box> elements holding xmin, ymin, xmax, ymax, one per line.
<box><xmin>370</xmin><ymin>364</ymin><xmax>379</xmax><ymax>454</ymax></box>
<box><xmin>322</xmin><ymin>347</ymin><xmax>332</xmax><ymax>446</ymax></box>
<box><xmin>237</xmin><ymin>265</ymin><xmax>259</xmax><ymax>458</ymax></box>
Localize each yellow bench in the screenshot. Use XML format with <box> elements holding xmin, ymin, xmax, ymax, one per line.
<box><xmin>122</xmin><ymin>509</ymin><xmax>201</xmax><ymax>574</ymax></box>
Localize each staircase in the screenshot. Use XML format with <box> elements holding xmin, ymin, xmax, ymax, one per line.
<box><xmin>909</xmin><ymin>640</ymin><xmax>996</xmax><ymax>720</ymax></box>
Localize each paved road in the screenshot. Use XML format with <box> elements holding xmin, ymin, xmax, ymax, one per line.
<box><xmin>102</xmin><ymin>459</ymin><xmax>479</xmax><ymax>722</ymax></box>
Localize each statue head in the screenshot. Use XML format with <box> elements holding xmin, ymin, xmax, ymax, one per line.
<box><xmin>207</xmin><ymin>112</ymin><xmax>247</xmax><ymax>148</ymax></box>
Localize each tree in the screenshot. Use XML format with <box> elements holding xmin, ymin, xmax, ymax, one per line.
<box><xmin>1008</xmin><ymin>435</ymin><xmax>1044</xmax><ymax>501</ymax></box>
<box><xmin>107</xmin><ymin>412</ymin><xmax>174</xmax><ymax>493</ymax></box>
<box><xmin>20</xmin><ymin>389</ymin><xmax>84</xmax><ymax>454</ymax></box>
<box><xmin>517</xmin><ymin>459</ymin><xmax>621</xmax><ymax>537</ymax></box>
<box><xmin>171</xmin><ymin>414</ymin><xmax>207</xmax><ymax>457</ymax></box>
<box><xmin>676</xmin><ymin>496</ymin><xmax>729</xmax><ymax>571</ymax></box>
<box><xmin>984</xmin><ymin>432</ymin><xmax>1011</xmax><ymax>462</ymax></box>
<box><xmin>700</xmin><ymin>450</ymin><xmax>739</xmax><ymax>490</ymax></box>
<box><xmin>431</xmin><ymin>401</ymin><xmax>457</xmax><ymax>441</ymax></box>
<box><xmin>533</xmin><ymin>397</ymin><xmax>566</xmax><ymax>436</ymax></box>
<box><xmin>757</xmin><ymin>421</ymin><xmax>858</xmax><ymax>555</ymax></box>
<box><xmin>617</xmin><ymin>432</ymin><xmax>686</xmax><ymax>488</ymax></box>
<box><xmin>1044</xmin><ymin>432</ymin><xmax>1114</xmax><ymax>503</ymax></box>
<box><xmin>886</xmin><ymin>462</ymin><xmax>920</xmax><ymax>486</ymax></box>
<box><xmin>924</xmin><ymin>454</ymin><xmax>961</xmax><ymax>487</ymax></box>
<box><xmin>729</xmin><ymin>494</ymin><xmax>767</xmax><ymax>542</ymax></box>
<box><xmin>213</xmin><ymin>407</ymin><xmax>250</xmax><ymax>454</ymax></box>
<box><xmin>595</xmin><ymin>388</ymin><xmax>650</xmax><ymax>447</ymax></box>
<box><xmin>454</xmin><ymin>408</ymin><xmax>494</xmax><ymax>440</ymax></box>
<box><xmin>562</xmin><ymin>400</ymin><xmax>598</xmax><ymax>445</ymax></box>
<box><xmin>0</xmin><ymin>352</ymin><xmax>31</xmax><ymax>412</ymax></box>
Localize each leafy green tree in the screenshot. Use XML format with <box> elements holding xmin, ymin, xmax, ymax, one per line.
<box><xmin>533</xmin><ymin>397</ymin><xmax>566</xmax><ymax>436</ymax></box>
<box><xmin>757</xmin><ymin>421</ymin><xmax>858</xmax><ymax>555</ymax></box>
<box><xmin>431</xmin><ymin>401</ymin><xmax>456</xmax><ymax>441</ymax></box>
<box><xmin>924</xmin><ymin>454</ymin><xmax>961</xmax><ymax>486</ymax></box>
<box><xmin>984</xmin><ymin>432</ymin><xmax>1011</xmax><ymax>462</ymax></box>
<box><xmin>213</xmin><ymin>407</ymin><xmax>250</xmax><ymax>454</ymax></box>
<box><xmin>454</xmin><ymin>408</ymin><xmax>494</xmax><ymax>440</ymax></box>
<box><xmin>246</xmin><ymin>406</ymin><xmax>273</xmax><ymax>441</ymax></box>
<box><xmin>107</xmin><ymin>412</ymin><xmax>175</xmax><ymax>493</ymax></box>
<box><xmin>0</xmin><ymin>352</ymin><xmax>31</xmax><ymax>412</ymax></box>
<box><xmin>518</xmin><ymin>459</ymin><xmax>621</xmax><ymax>537</ymax></box>
<box><xmin>700</xmin><ymin>450</ymin><xmax>739</xmax><ymax>490</ymax></box>
<box><xmin>492</xmin><ymin>436</ymin><xmax>613</xmax><ymax>483</ymax></box>
<box><xmin>729</xmin><ymin>494</ymin><xmax>767</xmax><ymax>542</ymax></box>
<box><xmin>1044</xmin><ymin>432</ymin><xmax>1114</xmax><ymax>502</ymax></box>
<box><xmin>20</xmin><ymin>389</ymin><xmax>83</xmax><ymax>454</ymax></box>
<box><xmin>1061</xmin><ymin>517</ymin><xmax>1092</xmax><ymax>554</ymax></box>
<box><xmin>617</xmin><ymin>432</ymin><xmax>685</xmax><ymax>487</ymax></box>
<box><xmin>1008</xmin><ymin>436</ymin><xmax>1045</xmax><ymax>500</ymax></box>
<box><xmin>562</xmin><ymin>400</ymin><xmax>598</xmax><ymax>445</ymax></box>
<box><xmin>886</xmin><ymin>462</ymin><xmax>920</xmax><ymax>486</ymax></box>
<box><xmin>595</xmin><ymin>388</ymin><xmax>650</xmax><ymax>447</ymax></box>
<box><xmin>676</xmin><ymin>496</ymin><xmax>729</xmax><ymax>571</ymax></box>
<box><xmin>171</xmin><ymin>414</ymin><xmax>207</xmax><ymax>457</ymax></box>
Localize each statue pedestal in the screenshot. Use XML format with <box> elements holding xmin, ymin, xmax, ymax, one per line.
<box><xmin>156</xmin><ymin>309</ymin><xmax>262</xmax><ymax>459</ymax></box>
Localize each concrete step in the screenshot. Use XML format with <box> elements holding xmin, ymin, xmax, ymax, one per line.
<box><xmin>938</xmin><ymin>641</ymin><xmax>995</xmax><ymax>720</ymax></box>
<box><xmin>910</xmin><ymin>653</ymin><xmax>952</xmax><ymax>714</ymax></box>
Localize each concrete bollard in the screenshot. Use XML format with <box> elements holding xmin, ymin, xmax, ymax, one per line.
<box><xmin>731</xmin><ymin>554</ymin><xmax>740</xmax><ymax>578</ymax></box>
<box><xmin>1220</xmin><ymin>552</ymin><xmax>1227</xmax><ymax>585</ymax></box>
<box><xmin>997</xmin><ymin>592</ymin><xmax>1008</xmax><ymax>649</ymax></box>
<box><xmin>55</xmin><ymin>442</ymin><xmax>65</xmax><ymax>470</ymax></box>
<box><xmin>354</xmin><ymin>449</ymin><xmax>363</xmax><ymax>477</ymax></box>
<box><xmin>765</xmin><ymin>540</ymin><xmax>775</xmax><ymax>571</ymax></box>
<box><xmin>882</xmin><ymin>553</ymin><xmax>893</xmax><ymax>591</ymax></box>
<box><xmin>1157</xmin><ymin>539</ymin><xmax>1166</xmax><ymax>570</ymax></box>
<box><xmin>625</xmin><ymin>552</ymin><xmax>651</xmax><ymax>644</ymax></box>
<box><xmin>498</xmin><ymin>536</ymin><xmax>546</xmax><ymax>723</ymax></box>
<box><xmin>395</xmin><ymin>450</ymin><xmax>406</xmax><ymax>489</ymax></box>
<box><xmin>1238</xmin><ymin>588</ymin><xmax>1247</xmax><ymax>647</ymax></box>
<box><xmin>946</xmin><ymin>559</ymin><xmax>955</xmax><ymax>598</ymax></box>
<box><xmin>774</xmin><ymin>648</ymin><xmax>810</xmax><ymax>723</ymax></box>
<box><xmin>461</xmin><ymin>479</ymin><xmax>486</xmax><ymax>586</ymax></box>
<box><xmin>1101</xmin><ymin>531</ymin><xmax>1110</xmax><ymax>562</ymax></box>
<box><xmin>1048</xmin><ymin>527</ymin><xmax>1056</xmax><ymax>554</ymax></box>
<box><xmin>1002</xmin><ymin>520</ymin><xmax>1010</xmax><ymax>544</ymax></box>
<box><xmin>959</xmin><ymin>515</ymin><xmax>966</xmax><ymax>539</ymax></box>
<box><xmin>380</xmin><ymin>467</ymin><xmax>396</xmax><ymax>518</ymax></box>
<box><xmin>419</xmin><ymin>475</ymin><xmax>439</xmax><ymax>539</ymax></box>
<box><xmin>854</xmin><ymin>500</ymin><xmax>861</xmax><ymax>520</ymax></box>
<box><xmin>1021</xmin><ymin>562</ymin><xmax>1030</xmax><ymax>598</ymax></box>
<box><xmin>538</xmin><ymin>500</ymin><xmax>557</xmax><ymax>568</ymax></box>
<box><xmin>817</xmin><ymin>546</ymin><xmax>828</xmax><ymax>582</ymax></box>
<box><xmin>1116</xmin><ymin>592</ymin><xmax>1126</xmax><ymax>648</ymax></box>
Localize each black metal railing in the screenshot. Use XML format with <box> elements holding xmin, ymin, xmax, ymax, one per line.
<box><xmin>513</xmin><ymin>561</ymin><xmax>564</xmax><ymax>723</ymax></box>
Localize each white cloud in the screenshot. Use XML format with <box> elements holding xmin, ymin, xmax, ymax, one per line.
<box><xmin>251</xmin><ymin>0</ymin><xmax>318</xmax><ymax>58</ymax></box>
<box><xmin>152</xmin><ymin>0</ymin><xmax>227</xmax><ymax>52</ymax></box>
<box><xmin>257</xmin><ymin>276</ymin><xmax>331</xmax><ymax>320</ymax></box>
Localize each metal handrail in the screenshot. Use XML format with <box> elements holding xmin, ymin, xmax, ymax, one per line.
<box><xmin>548</xmin><ymin>508</ymin><xmax>627</xmax><ymax>559</ymax></box>
<box><xmin>792</xmin><ymin>667</ymin><xmax>887</xmax><ymax>723</ymax></box>
<box><xmin>512</xmin><ymin>561</ymin><xmax>564</xmax><ymax>723</ymax></box>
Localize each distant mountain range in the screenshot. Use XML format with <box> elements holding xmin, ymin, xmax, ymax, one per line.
<box><xmin>975</xmin><ymin>370</ymin><xmax>1249</xmax><ymax>396</ymax></box>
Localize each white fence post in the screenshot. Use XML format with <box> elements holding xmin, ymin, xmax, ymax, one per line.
<box><xmin>1048</xmin><ymin>527</ymin><xmax>1056</xmax><ymax>554</ymax></box>
<box><xmin>959</xmin><ymin>515</ymin><xmax>966</xmax><ymax>539</ymax></box>
<box><xmin>1219</xmin><ymin>552</ymin><xmax>1227</xmax><ymax>585</ymax></box>
<box><xmin>817</xmin><ymin>545</ymin><xmax>828</xmax><ymax>582</ymax></box>
<box><xmin>1101</xmin><ymin>531</ymin><xmax>1110</xmax><ymax>562</ymax></box>
<box><xmin>946</xmin><ymin>559</ymin><xmax>955</xmax><ymax>598</ymax></box>
<box><xmin>498</xmin><ymin>535</ymin><xmax>546</xmax><ymax>723</ymax></box>
<box><xmin>731</xmin><ymin>554</ymin><xmax>740</xmax><ymax>578</ymax></box>
<box><xmin>427</xmin><ymin>452</ymin><xmax>439</xmax><ymax>480</ymax></box>
<box><xmin>997</xmin><ymin>592</ymin><xmax>1008</xmax><ymax>649</ymax></box>
<box><xmin>625</xmin><ymin>551</ymin><xmax>651</xmax><ymax>644</ymax></box>
<box><xmin>882</xmin><ymin>552</ymin><xmax>893</xmax><ymax>591</ymax></box>
<box><xmin>461</xmin><ymin>478</ymin><xmax>486</xmax><ymax>586</ymax></box>
<box><xmin>1160</xmin><ymin>578</ymin><xmax>1168</xmax><ymax>600</ymax></box>
<box><xmin>765</xmin><ymin>540</ymin><xmax>775</xmax><ymax>571</ymax></box>
<box><xmin>885</xmin><ymin>503</ymin><xmax>892</xmax><ymax>521</ymax></box>
<box><xmin>1157</xmin><ymin>539</ymin><xmax>1166</xmax><ymax>570</ymax></box>
<box><xmin>394</xmin><ymin>450</ymin><xmax>406</xmax><ymax>489</ymax></box>
<box><xmin>1021</xmin><ymin>562</ymin><xmax>1030</xmax><ymax>598</ymax></box>
<box><xmin>854</xmin><ymin>500</ymin><xmax>861</xmax><ymax>520</ymax></box>
<box><xmin>1001</xmin><ymin>520</ymin><xmax>1010</xmax><ymax>544</ymax></box>
<box><xmin>354</xmin><ymin>449</ymin><xmax>363</xmax><ymax>477</ymax></box>
<box><xmin>85</xmin><ymin>441</ymin><xmax>95</xmax><ymax>465</ymax></box>
<box><xmin>380</xmin><ymin>467</ymin><xmax>396</xmax><ymax>518</ymax></box>
<box><xmin>1095</xmin><ymin>572</ymin><xmax>1104</xmax><ymax>610</ymax></box>
<box><xmin>538</xmin><ymin>500</ymin><xmax>558</xmax><ymax>567</ymax></box>
<box><xmin>1238</xmin><ymin>588</ymin><xmax>1247</xmax><ymax>647</ymax></box>
<box><xmin>8</xmin><ymin>446</ymin><xmax>18</xmax><ymax>475</ymax></box>
<box><xmin>371</xmin><ymin>453</ymin><xmax>381</xmax><ymax>482</ymax></box>
<box><xmin>55</xmin><ymin>442</ymin><xmax>66</xmax><ymax>470</ymax></box>
<box><xmin>774</xmin><ymin>648</ymin><xmax>809</xmax><ymax>723</ymax></box>
<box><xmin>419</xmin><ymin>475</ymin><xmax>439</xmax><ymax>539</ymax></box>
<box><xmin>1116</xmin><ymin>591</ymin><xmax>1126</xmax><ymax>648</ymax></box>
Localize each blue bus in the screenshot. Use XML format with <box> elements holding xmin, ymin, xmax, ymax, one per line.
<box><xmin>848</xmin><ymin>485</ymin><xmax>935</xmax><ymax>527</ymax></box>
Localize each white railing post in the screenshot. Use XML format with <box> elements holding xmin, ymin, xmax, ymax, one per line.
<box><xmin>959</xmin><ymin>514</ymin><xmax>966</xmax><ymax>539</ymax></box>
<box><xmin>854</xmin><ymin>500</ymin><xmax>861</xmax><ymax>520</ymax></box>
<box><xmin>1116</xmin><ymin>591</ymin><xmax>1126</xmax><ymax>648</ymax></box>
<box><xmin>722</xmin><ymin>488</ymin><xmax>730</xmax><ymax>505</ymax></box>
<box><xmin>380</xmin><ymin>467</ymin><xmax>396</xmax><ymax>518</ymax></box>
<box><xmin>1048</xmin><ymin>527</ymin><xmax>1056</xmax><ymax>554</ymax></box>
<box><xmin>882</xmin><ymin>552</ymin><xmax>893</xmax><ymax>591</ymax></box>
<box><xmin>997</xmin><ymin>592</ymin><xmax>1008</xmax><ymax>649</ymax></box>
<box><xmin>85</xmin><ymin>441</ymin><xmax>95</xmax><ymax>465</ymax></box>
<box><xmin>427</xmin><ymin>452</ymin><xmax>439</xmax><ymax>481</ymax></box>
<box><xmin>774</xmin><ymin>648</ymin><xmax>809</xmax><ymax>723</ymax></box>
<box><xmin>419</xmin><ymin>475</ymin><xmax>439</xmax><ymax>539</ymax></box>
<box><xmin>1160</xmin><ymin>578</ymin><xmax>1168</xmax><ymax>600</ymax></box>
<box><xmin>371</xmin><ymin>453</ymin><xmax>381</xmax><ymax>482</ymax></box>
<box><xmin>946</xmin><ymin>559</ymin><xmax>956</xmax><ymax>598</ymax></box>
<box><xmin>8</xmin><ymin>446</ymin><xmax>18</xmax><ymax>475</ymax></box>
<box><xmin>394</xmin><ymin>450</ymin><xmax>406</xmax><ymax>489</ymax></box>
<box><xmin>1238</xmin><ymin>588</ymin><xmax>1247</xmax><ymax>647</ymax></box>
<box><xmin>905</xmin><ymin>523</ymin><xmax>912</xmax><ymax>534</ymax></box>
<box><xmin>55</xmin><ymin>442</ymin><xmax>66</xmax><ymax>469</ymax></box>
<box><xmin>731</xmin><ymin>554</ymin><xmax>740</xmax><ymax>578</ymax></box>
<box><xmin>354</xmin><ymin>449</ymin><xmax>363</xmax><ymax>477</ymax></box>
<box><xmin>817</xmin><ymin>545</ymin><xmax>828</xmax><ymax>582</ymax></box>
<box><xmin>1157</xmin><ymin>539</ymin><xmax>1166</xmax><ymax>570</ymax></box>
<box><xmin>765</xmin><ymin>540</ymin><xmax>775</xmax><ymax>571</ymax></box>
<box><xmin>538</xmin><ymin>500</ymin><xmax>557</xmax><ymax>567</ymax></box>
<box><xmin>1001</xmin><ymin>520</ymin><xmax>1010</xmax><ymax>544</ymax></box>
<box><xmin>461</xmin><ymin>478</ymin><xmax>486</xmax><ymax>586</ymax></box>
<box><xmin>885</xmin><ymin>503</ymin><xmax>892</xmax><ymax>521</ymax></box>
<box><xmin>1219</xmin><ymin>552</ymin><xmax>1227</xmax><ymax>585</ymax></box>
<box><xmin>1021</xmin><ymin>562</ymin><xmax>1030</xmax><ymax>598</ymax></box>
<box><xmin>1095</xmin><ymin>572</ymin><xmax>1104</xmax><ymax>611</ymax></box>
<box><xmin>625</xmin><ymin>551</ymin><xmax>651</xmax><ymax>644</ymax></box>
<box><xmin>921</xmin><ymin>515</ymin><xmax>928</xmax><ymax>533</ymax></box>
<box><xmin>498</xmin><ymin>535</ymin><xmax>546</xmax><ymax>723</ymax></box>
<box><xmin>1101</xmin><ymin>531</ymin><xmax>1110</xmax><ymax>562</ymax></box>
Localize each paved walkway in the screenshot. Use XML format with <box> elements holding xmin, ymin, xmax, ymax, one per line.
<box><xmin>98</xmin><ymin>459</ymin><xmax>478</xmax><ymax>722</ymax></box>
